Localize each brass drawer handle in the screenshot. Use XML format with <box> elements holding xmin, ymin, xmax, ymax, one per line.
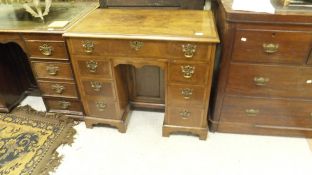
<box><xmin>254</xmin><ymin>77</ymin><xmax>269</xmax><ymax>86</ymax></box>
<box><xmin>130</xmin><ymin>41</ymin><xmax>144</xmax><ymax>51</ymax></box>
<box><xmin>86</xmin><ymin>60</ymin><xmax>98</xmax><ymax>73</ymax></box>
<box><xmin>46</xmin><ymin>64</ymin><xmax>59</xmax><ymax>76</ymax></box>
<box><xmin>90</xmin><ymin>81</ymin><xmax>102</xmax><ymax>91</ymax></box>
<box><xmin>96</xmin><ymin>102</ymin><xmax>107</xmax><ymax>111</ymax></box>
<box><xmin>245</xmin><ymin>109</ymin><xmax>259</xmax><ymax>117</ymax></box>
<box><xmin>82</xmin><ymin>40</ymin><xmax>94</xmax><ymax>54</ymax></box>
<box><xmin>39</xmin><ymin>43</ymin><xmax>53</xmax><ymax>56</ymax></box>
<box><xmin>310</xmin><ymin>112</ymin><xmax>312</xmax><ymax>118</ymax></box>
<box><xmin>181</xmin><ymin>65</ymin><xmax>195</xmax><ymax>79</ymax></box>
<box><xmin>262</xmin><ymin>43</ymin><xmax>279</xmax><ymax>54</ymax></box>
<box><xmin>181</xmin><ymin>88</ymin><xmax>193</xmax><ymax>100</ymax></box>
<box><xmin>182</xmin><ymin>44</ymin><xmax>197</xmax><ymax>58</ymax></box>
<box><xmin>51</xmin><ymin>84</ymin><xmax>65</xmax><ymax>94</ymax></box>
<box><xmin>59</xmin><ymin>101</ymin><xmax>71</xmax><ymax>110</ymax></box>
<box><xmin>179</xmin><ymin>110</ymin><xmax>191</xmax><ymax>119</ymax></box>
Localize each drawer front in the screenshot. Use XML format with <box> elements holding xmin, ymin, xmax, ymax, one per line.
<box><xmin>84</xmin><ymin>98</ymin><xmax>119</xmax><ymax>119</ymax></box>
<box><xmin>168</xmin><ymin>62</ymin><xmax>209</xmax><ymax>85</ymax></box>
<box><xmin>221</xmin><ymin>96</ymin><xmax>312</xmax><ymax>128</ymax></box>
<box><xmin>232</xmin><ymin>29</ymin><xmax>312</xmax><ymax>64</ymax></box>
<box><xmin>167</xmin><ymin>84</ymin><xmax>206</xmax><ymax>107</ymax></box>
<box><xmin>37</xmin><ymin>81</ymin><xmax>78</xmax><ymax>98</ymax></box>
<box><xmin>68</xmin><ymin>38</ymin><xmax>210</xmax><ymax>61</ymax></box>
<box><xmin>166</xmin><ymin>106</ymin><xmax>205</xmax><ymax>127</ymax></box>
<box><xmin>226</xmin><ymin>63</ymin><xmax>312</xmax><ymax>98</ymax></box>
<box><xmin>31</xmin><ymin>61</ymin><xmax>74</xmax><ymax>80</ymax></box>
<box><xmin>80</xmin><ymin>79</ymin><xmax>115</xmax><ymax>98</ymax></box>
<box><xmin>44</xmin><ymin>98</ymin><xmax>83</xmax><ymax>114</ymax></box>
<box><xmin>26</xmin><ymin>41</ymin><xmax>67</xmax><ymax>59</ymax></box>
<box><xmin>73</xmin><ymin>58</ymin><xmax>112</xmax><ymax>79</ymax></box>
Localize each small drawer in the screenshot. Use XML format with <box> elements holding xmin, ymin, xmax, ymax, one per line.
<box><xmin>232</xmin><ymin>29</ymin><xmax>312</xmax><ymax>64</ymax></box>
<box><xmin>80</xmin><ymin>79</ymin><xmax>115</xmax><ymax>98</ymax></box>
<box><xmin>84</xmin><ymin>98</ymin><xmax>119</xmax><ymax>119</ymax></box>
<box><xmin>167</xmin><ymin>84</ymin><xmax>206</xmax><ymax>107</ymax></box>
<box><xmin>220</xmin><ymin>96</ymin><xmax>312</xmax><ymax>128</ymax></box>
<box><xmin>25</xmin><ymin>41</ymin><xmax>67</xmax><ymax>59</ymax></box>
<box><xmin>44</xmin><ymin>97</ymin><xmax>83</xmax><ymax>115</ymax></box>
<box><xmin>166</xmin><ymin>106</ymin><xmax>205</xmax><ymax>127</ymax></box>
<box><xmin>37</xmin><ymin>80</ymin><xmax>78</xmax><ymax>98</ymax></box>
<box><xmin>168</xmin><ymin>62</ymin><xmax>209</xmax><ymax>85</ymax></box>
<box><xmin>31</xmin><ymin>61</ymin><xmax>74</xmax><ymax>80</ymax></box>
<box><xmin>73</xmin><ymin>58</ymin><xmax>112</xmax><ymax>79</ymax></box>
<box><xmin>226</xmin><ymin>63</ymin><xmax>312</xmax><ymax>98</ymax></box>
<box><xmin>168</xmin><ymin>42</ymin><xmax>213</xmax><ymax>61</ymax></box>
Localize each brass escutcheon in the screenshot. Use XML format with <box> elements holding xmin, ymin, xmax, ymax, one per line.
<box><xmin>46</xmin><ymin>64</ymin><xmax>59</xmax><ymax>76</ymax></box>
<box><xmin>96</xmin><ymin>102</ymin><xmax>107</xmax><ymax>111</ymax></box>
<box><xmin>82</xmin><ymin>40</ymin><xmax>94</xmax><ymax>54</ymax></box>
<box><xmin>181</xmin><ymin>88</ymin><xmax>193</xmax><ymax>99</ymax></box>
<box><xmin>59</xmin><ymin>101</ymin><xmax>71</xmax><ymax>110</ymax></box>
<box><xmin>179</xmin><ymin>110</ymin><xmax>191</xmax><ymax>119</ymax></box>
<box><xmin>86</xmin><ymin>60</ymin><xmax>98</xmax><ymax>73</ymax></box>
<box><xmin>51</xmin><ymin>84</ymin><xmax>65</xmax><ymax>94</ymax></box>
<box><xmin>262</xmin><ymin>43</ymin><xmax>279</xmax><ymax>54</ymax></box>
<box><xmin>182</xmin><ymin>44</ymin><xmax>197</xmax><ymax>58</ymax></box>
<box><xmin>245</xmin><ymin>109</ymin><xmax>259</xmax><ymax>117</ymax></box>
<box><xmin>254</xmin><ymin>77</ymin><xmax>270</xmax><ymax>86</ymax></box>
<box><xmin>90</xmin><ymin>81</ymin><xmax>102</xmax><ymax>92</ymax></box>
<box><xmin>39</xmin><ymin>43</ymin><xmax>53</xmax><ymax>56</ymax></box>
<box><xmin>181</xmin><ymin>65</ymin><xmax>195</xmax><ymax>79</ymax></box>
<box><xmin>130</xmin><ymin>41</ymin><xmax>144</xmax><ymax>51</ymax></box>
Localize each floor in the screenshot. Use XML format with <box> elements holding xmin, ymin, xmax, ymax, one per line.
<box><xmin>21</xmin><ymin>96</ymin><xmax>312</xmax><ymax>175</ymax></box>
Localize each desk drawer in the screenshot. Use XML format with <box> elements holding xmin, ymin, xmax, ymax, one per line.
<box><xmin>68</xmin><ymin>38</ymin><xmax>211</xmax><ymax>61</ymax></box>
<box><xmin>73</xmin><ymin>58</ymin><xmax>112</xmax><ymax>79</ymax></box>
<box><xmin>44</xmin><ymin>97</ymin><xmax>83</xmax><ymax>115</ymax></box>
<box><xmin>226</xmin><ymin>63</ymin><xmax>312</xmax><ymax>98</ymax></box>
<box><xmin>84</xmin><ymin>98</ymin><xmax>119</xmax><ymax>119</ymax></box>
<box><xmin>37</xmin><ymin>80</ymin><xmax>78</xmax><ymax>98</ymax></box>
<box><xmin>168</xmin><ymin>62</ymin><xmax>209</xmax><ymax>85</ymax></box>
<box><xmin>26</xmin><ymin>41</ymin><xmax>67</xmax><ymax>60</ymax></box>
<box><xmin>166</xmin><ymin>106</ymin><xmax>205</xmax><ymax>127</ymax></box>
<box><xmin>167</xmin><ymin>84</ymin><xmax>206</xmax><ymax>107</ymax></box>
<box><xmin>80</xmin><ymin>79</ymin><xmax>115</xmax><ymax>98</ymax></box>
<box><xmin>232</xmin><ymin>29</ymin><xmax>312</xmax><ymax>64</ymax></box>
<box><xmin>31</xmin><ymin>61</ymin><xmax>74</xmax><ymax>80</ymax></box>
<box><xmin>221</xmin><ymin>96</ymin><xmax>312</xmax><ymax>128</ymax></box>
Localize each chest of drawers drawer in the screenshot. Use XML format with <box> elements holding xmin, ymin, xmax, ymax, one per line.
<box><xmin>37</xmin><ymin>80</ymin><xmax>78</xmax><ymax>98</ymax></box>
<box><xmin>25</xmin><ymin>41</ymin><xmax>67</xmax><ymax>60</ymax></box>
<box><xmin>84</xmin><ymin>97</ymin><xmax>119</xmax><ymax>119</ymax></box>
<box><xmin>167</xmin><ymin>84</ymin><xmax>206</xmax><ymax>107</ymax></box>
<box><xmin>232</xmin><ymin>29</ymin><xmax>312</xmax><ymax>64</ymax></box>
<box><xmin>73</xmin><ymin>57</ymin><xmax>112</xmax><ymax>79</ymax></box>
<box><xmin>80</xmin><ymin>79</ymin><xmax>115</xmax><ymax>98</ymax></box>
<box><xmin>68</xmin><ymin>38</ymin><xmax>212</xmax><ymax>61</ymax></box>
<box><xmin>226</xmin><ymin>63</ymin><xmax>312</xmax><ymax>98</ymax></box>
<box><xmin>44</xmin><ymin>97</ymin><xmax>83</xmax><ymax>115</ymax></box>
<box><xmin>31</xmin><ymin>61</ymin><xmax>74</xmax><ymax>80</ymax></box>
<box><xmin>166</xmin><ymin>106</ymin><xmax>205</xmax><ymax>127</ymax></box>
<box><xmin>221</xmin><ymin>96</ymin><xmax>312</xmax><ymax>128</ymax></box>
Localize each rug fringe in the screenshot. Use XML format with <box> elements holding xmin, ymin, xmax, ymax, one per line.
<box><xmin>39</xmin><ymin>152</ymin><xmax>63</xmax><ymax>175</ymax></box>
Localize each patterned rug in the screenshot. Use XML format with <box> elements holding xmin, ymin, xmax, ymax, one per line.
<box><xmin>0</xmin><ymin>106</ymin><xmax>76</xmax><ymax>175</ymax></box>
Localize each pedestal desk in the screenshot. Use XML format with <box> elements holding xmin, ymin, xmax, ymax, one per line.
<box><xmin>64</xmin><ymin>9</ymin><xmax>219</xmax><ymax>139</ymax></box>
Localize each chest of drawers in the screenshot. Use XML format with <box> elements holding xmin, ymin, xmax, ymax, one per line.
<box><xmin>211</xmin><ymin>0</ymin><xmax>312</xmax><ymax>137</ymax></box>
<box><xmin>64</xmin><ymin>9</ymin><xmax>219</xmax><ymax>139</ymax></box>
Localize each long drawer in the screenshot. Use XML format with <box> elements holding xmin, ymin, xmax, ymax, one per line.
<box><xmin>220</xmin><ymin>96</ymin><xmax>312</xmax><ymax>128</ymax></box>
<box><xmin>226</xmin><ymin>63</ymin><xmax>312</xmax><ymax>98</ymax></box>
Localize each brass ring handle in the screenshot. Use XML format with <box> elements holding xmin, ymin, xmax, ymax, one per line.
<box><xmin>51</xmin><ymin>84</ymin><xmax>65</xmax><ymax>94</ymax></box>
<box><xmin>181</xmin><ymin>65</ymin><xmax>195</xmax><ymax>79</ymax></box>
<box><xmin>39</xmin><ymin>43</ymin><xmax>54</xmax><ymax>56</ymax></box>
<box><xmin>82</xmin><ymin>40</ymin><xmax>94</xmax><ymax>54</ymax></box>
<box><xmin>46</xmin><ymin>65</ymin><xmax>59</xmax><ymax>76</ymax></box>
<box><xmin>179</xmin><ymin>110</ymin><xmax>191</xmax><ymax>119</ymax></box>
<box><xmin>182</xmin><ymin>44</ymin><xmax>197</xmax><ymax>58</ymax></box>
<box><xmin>254</xmin><ymin>77</ymin><xmax>269</xmax><ymax>86</ymax></box>
<box><xmin>181</xmin><ymin>88</ymin><xmax>193</xmax><ymax>100</ymax></box>
<box><xmin>96</xmin><ymin>102</ymin><xmax>107</xmax><ymax>111</ymax></box>
<box><xmin>59</xmin><ymin>101</ymin><xmax>71</xmax><ymax>110</ymax></box>
<box><xmin>90</xmin><ymin>81</ymin><xmax>102</xmax><ymax>92</ymax></box>
<box><xmin>86</xmin><ymin>60</ymin><xmax>98</xmax><ymax>73</ymax></box>
<box><xmin>130</xmin><ymin>41</ymin><xmax>144</xmax><ymax>51</ymax></box>
<box><xmin>245</xmin><ymin>109</ymin><xmax>259</xmax><ymax>117</ymax></box>
<box><xmin>262</xmin><ymin>43</ymin><xmax>279</xmax><ymax>54</ymax></box>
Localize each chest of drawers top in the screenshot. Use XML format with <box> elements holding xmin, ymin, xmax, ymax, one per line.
<box><xmin>64</xmin><ymin>9</ymin><xmax>219</xmax><ymax>43</ymax></box>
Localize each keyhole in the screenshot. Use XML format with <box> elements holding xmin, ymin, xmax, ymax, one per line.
<box><xmin>271</xmin><ymin>33</ymin><xmax>276</xmax><ymax>38</ymax></box>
